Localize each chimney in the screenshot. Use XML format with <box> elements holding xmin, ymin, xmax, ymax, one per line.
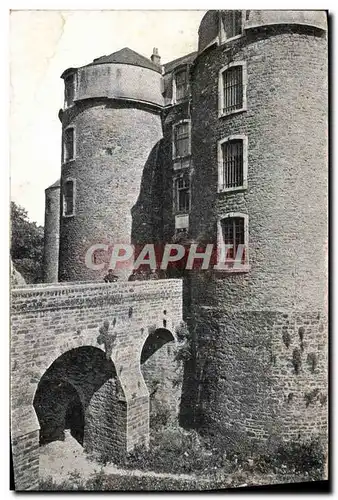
<box><xmin>151</xmin><ymin>47</ymin><xmax>161</xmax><ymax>66</ymax></box>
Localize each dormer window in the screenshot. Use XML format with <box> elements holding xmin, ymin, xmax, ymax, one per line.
<box><xmin>220</xmin><ymin>11</ymin><xmax>243</xmax><ymax>42</ymax></box>
<box><xmin>173</xmin><ymin>67</ymin><xmax>189</xmax><ymax>103</ymax></box>
<box><xmin>64</xmin><ymin>73</ymin><xmax>76</xmax><ymax>108</ymax></box>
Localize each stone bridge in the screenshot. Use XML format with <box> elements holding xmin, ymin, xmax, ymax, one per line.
<box><xmin>11</xmin><ymin>279</ymin><xmax>183</xmax><ymax>490</ymax></box>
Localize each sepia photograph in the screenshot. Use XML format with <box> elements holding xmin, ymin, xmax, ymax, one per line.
<box><xmin>9</xmin><ymin>8</ymin><xmax>329</xmax><ymax>492</ymax></box>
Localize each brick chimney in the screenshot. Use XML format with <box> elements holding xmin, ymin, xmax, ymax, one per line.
<box><xmin>151</xmin><ymin>47</ymin><xmax>161</xmax><ymax>66</ymax></box>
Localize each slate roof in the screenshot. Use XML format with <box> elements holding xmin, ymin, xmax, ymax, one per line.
<box><xmin>163</xmin><ymin>51</ymin><xmax>197</xmax><ymax>74</ymax></box>
<box><xmin>46</xmin><ymin>179</ymin><xmax>60</xmax><ymax>190</ymax></box>
<box><xmin>87</xmin><ymin>47</ymin><xmax>162</xmax><ymax>73</ymax></box>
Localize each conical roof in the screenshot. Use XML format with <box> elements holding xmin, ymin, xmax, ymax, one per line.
<box><xmin>88</xmin><ymin>47</ymin><xmax>162</xmax><ymax>73</ymax></box>
<box><xmin>46</xmin><ymin>179</ymin><xmax>60</xmax><ymax>191</ymax></box>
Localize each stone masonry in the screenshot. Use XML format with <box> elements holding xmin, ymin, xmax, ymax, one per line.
<box><xmin>11</xmin><ymin>279</ymin><xmax>182</xmax><ymax>490</ymax></box>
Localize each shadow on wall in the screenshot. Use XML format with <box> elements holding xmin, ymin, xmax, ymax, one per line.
<box><xmin>33</xmin><ymin>347</ymin><xmax>116</xmax><ymax>447</ymax></box>
<box><xmin>140</xmin><ymin>328</ymin><xmax>175</xmax><ymax>364</ymax></box>
<box><xmin>140</xmin><ymin>328</ymin><xmax>178</xmax><ymax>430</ymax></box>
<box><xmin>130</xmin><ymin>139</ymin><xmax>164</xmax><ymax>279</ymax></box>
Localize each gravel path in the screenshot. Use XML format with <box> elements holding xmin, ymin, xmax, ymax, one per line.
<box><xmin>39</xmin><ymin>431</ymin><xmax>200</xmax><ymax>485</ymax></box>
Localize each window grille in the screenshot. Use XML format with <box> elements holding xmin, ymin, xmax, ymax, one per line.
<box><xmin>221</xmin><ymin>217</ymin><xmax>245</xmax><ymax>259</ymax></box>
<box><xmin>222</xmin><ymin>139</ymin><xmax>243</xmax><ymax>189</ymax></box>
<box><xmin>223</xmin><ymin>66</ymin><xmax>243</xmax><ymax>114</ymax></box>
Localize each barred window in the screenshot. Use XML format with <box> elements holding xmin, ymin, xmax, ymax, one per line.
<box><xmin>63</xmin><ymin>180</ymin><xmax>75</xmax><ymax>216</ymax></box>
<box><xmin>221</xmin><ymin>11</ymin><xmax>242</xmax><ymax>40</ymax></box>
<box><xmin>222</xmin><ymin>66</ymin><xmax>243</xmax><ymax>114</ymax></box>
<box><xmin>175</xmin><ymin>69</ymin><xmax>188</xmax><ymax>102</ymax></box>
<box><xmin>175</xmin><ymin>175</ymin><xmax>190</xmax><ymax>213</ymax></box>
<box><xmin>222</xmin><ymin>139</ymin><xmax>243</xmax><ymax>189</ymax></box>
<box><xmin>174</xmin><ymin>122</ymin><xmax>190</xmax><ymax>158</ymax></box>
<box><xmin>221</xmin><ymin>217</ymin><xmax>245</xmax><ymax>260</ymax></box>
<box><xmin>64</xmin><ymin>128</ymin><xmax>75</xmax><ymax>162</ymax></box>
<box><xmin>64</xmin><ymin>74</ymin><xmax>75</xmax><ymax>108</ymax></box>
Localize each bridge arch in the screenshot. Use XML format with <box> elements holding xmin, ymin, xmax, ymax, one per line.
<box><xmin>33</xmin><ymin>346</ymin><xmax>125</xmax><ymax>459</ymax></box>
<box><xmin>140</xmin><ymin>328</ymin><xmax>180</xmax><ymax>430</ymax></box>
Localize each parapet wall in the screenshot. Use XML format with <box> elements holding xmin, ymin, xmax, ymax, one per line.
<box><xmin>11</xmin><ymin>279</ymin><xmax>183</xmax><ymax>490</ymax></box>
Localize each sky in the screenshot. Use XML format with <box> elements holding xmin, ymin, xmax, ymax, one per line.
<box><xmin>9</xmin><ymin>10</ymin><xmax>206</xmax><ymax>225</ymax></box>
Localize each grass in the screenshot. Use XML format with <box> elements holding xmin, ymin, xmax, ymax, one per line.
<box><xmin>39</xmin><ymin>427</ymin><xmax>327</xmax><ymax>491</ymax></box>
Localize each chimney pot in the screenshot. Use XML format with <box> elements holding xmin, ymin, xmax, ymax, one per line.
<box><xmin>151</xmin><ymin>47</ymin><xmax>161</xmax><ymax>66</ymax></box>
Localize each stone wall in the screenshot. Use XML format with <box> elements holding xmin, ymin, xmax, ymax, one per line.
<box><xmin>187</xmin><ymin>23</ymin><xmax>328</xmax><ymax>442</ymax></box>
<box><xmin>43</xmin><ymin>182</ymin><xmax>60</xmax><ymax>283</ymax></box>
<box><xmin>59</xmin><ymin>99</ymin><xmax>163</xmax><ymax>282</ymax></box>
<box><xmin>11</xmin><ymin>279</ymin><xmax>182</xmax><ymax>490</ymax></box>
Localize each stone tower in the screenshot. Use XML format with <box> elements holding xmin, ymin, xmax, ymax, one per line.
<box><xmin>188</xmin><ymin>10</ymin><xmax>328</xmax><ymax>444</ymax></box>
<box><xmin>58</xmin><ymin>48</ymin><xmax>163</xmax><ymax>281</ymax></box>
<box><xmin>43</xmin><ymin>179</ymin><xmax>60</xmax><ymax>283</ymax></box>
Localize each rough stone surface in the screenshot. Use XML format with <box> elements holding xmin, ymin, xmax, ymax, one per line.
<box><xmin>188</xmin><ymin>25</ymin><xmax>328</xmax><ymax>441</ymax></box>
<box><xmin>11</xmin><ymin>279</ymin><xmax>182</xmax><ymax>489</ymax></box>
<box><xmin>43</xmin><ymin>183</ymin><xmax>60</xmax><ymax>283</ymax></box>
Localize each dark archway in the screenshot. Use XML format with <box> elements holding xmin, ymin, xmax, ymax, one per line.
<box><xmin>33</xmin><ymin>346</ymin><xmax>116</xmax><ymax>447</ymax></box>
<box><xmin>65</xmin><ymin>390</ymin><xmax>85</xmax><ymax>445</ymax></box>
<box><xmin>140</xmin><ymin>328</ymin><xmax>177</xmax><ymax>431</ymax></box>
<box><xmin>141</xmin><ymin>328</ymin><xmax>175</xmax><ymax>364</ymax></box>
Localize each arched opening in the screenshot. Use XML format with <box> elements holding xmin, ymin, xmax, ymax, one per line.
<box><xmin>34</xmin><ymin>378</ymin><xmax>85</xmax><ymax>445</ymax></box>
<box><xmin>65</xmin><ymin>391</ymin><xmax>85</xmax><ymax>445</ymax></box>
<box><xmin>140</xmin><ymin>328</ymin><xmax>178</xmax><ymax>432</ymax></box>
<box><xmin>33</xmin><ymin>346</ymin><xmax>116</xmax><ymax>448</ymax></box>
<box><xmin>141</xmin><ymin>328</ymin><xmax>175</xmax><ymax>364</ymax></box>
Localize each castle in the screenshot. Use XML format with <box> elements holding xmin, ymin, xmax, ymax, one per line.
<box><xmin>12</xmin><ymin>10</ymin><xmax>328</xmax><ymax>490</ymax></box>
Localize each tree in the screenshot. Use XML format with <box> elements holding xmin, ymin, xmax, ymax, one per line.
<box><xmin>10</xmin><ymin>201</ymin><xmax>44</xmax><ymax>283</ymax></box>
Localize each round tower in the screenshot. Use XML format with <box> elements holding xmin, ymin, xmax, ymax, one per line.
<box><xmin>58</xmin><ymin>48</ymin><xmax>163</xmax><ymax>281</ymax></box>
<box><xmin>188</xmin><ymin>10</ymin><xmax>328</xmax><ymax>445</ymax></box>
<box><xmin>43</xmin><ymin>179</ymin><xmax>60</xmax><ymax>283</ymax></box>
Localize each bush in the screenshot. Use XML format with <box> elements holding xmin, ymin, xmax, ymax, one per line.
<box><xmin>150</xmin><ymin>400</ymin><xmax>171</xmax><ymax>431</ymax></box>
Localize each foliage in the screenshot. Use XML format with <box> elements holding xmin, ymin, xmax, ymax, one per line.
<box><xmin>292</xmin><ymin>348</ymin><xmax>302</xmax><ymax>374</ymax></box>
<box><xmin>307</xmin><ymin>352</ymin><xmax>318</xmax><ymax>373</ymax></box>
<box><xmin>150</xmin><ymin>399</ymin><xmax>171</xmax><ymax>431</ymax></box>
<box><xmin>40</xmin><ymin>471</ymin><xmax>205</xmax><ymax>491</ymax></box>
<box><xmin>39</xmin><ymin>435</ymin><xmax>326</xmax><ymax>491</ymax></box>
<box><xmin>282</xmin><ymin>331</ymin><xmax>291</xmax><ymax>348</ymax></box>
<box><xmin>174</xmin><ymin>321</ymin><xmax>193</xmax><ymax>363</ymax></box>
<box><xmin>11</xmin><ymin>201</ymin><xmax>44</xmax><ymax>283</ymax></box>
<box><xmin>304</xmin><ymin>388</ymin><xmax>320</xmax><ymax>407</ymax></box>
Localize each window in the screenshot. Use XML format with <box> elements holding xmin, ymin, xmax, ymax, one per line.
<box><xmin>63</xmin><ymin>179</ymin><xmax>75</xmax><ymax>217</ymax></box>
<box><xmin>175</xmin><ymin>175</ymin><xmax>190</xmax><ymax>213</ymax></box>
<box><xmin>218</xmin><ymin>135</ymin><xmax>248</xmax><ymax>192</ymax></box>
<box><xmin>64</xmin><ymin>73</ymin><xmax>76</xmax><ymax>108</ymax></box>
<box><xmin>221</xmin><ymin>217</ymin><xmax>244</xmax><ymax>259</ymax></box>
<box><xmin>218</xmin><ymin>62</ymin><xmax>247</xmax><ymax>117</ymax></box>
<box><xmin>221</xmin><ymin>11</ymin><xmax>243</xmax><ymax>41</ymax></box>
<box><xmin>173</xmin><ymin>121</ymin><xmax>190</xmax><ymax>159</ymax></box>
<box><xmin>223</xmin><ymin>66</ymin><xmax>243</xmax><ymax>113</ymax></box>
<box><xmin>63</xmin><ymin>128</ymin><xmax>75</xmax><ymax>162</ymax></box>
<box><xmin>174</xmin><ymin>68</ymin><xmax>188</xmax><ymax>102</ymax></box>
<box><xmin>217</xmin><ymin>213</ymin><xmax>249</xmax><ymax>269</ymax></box>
